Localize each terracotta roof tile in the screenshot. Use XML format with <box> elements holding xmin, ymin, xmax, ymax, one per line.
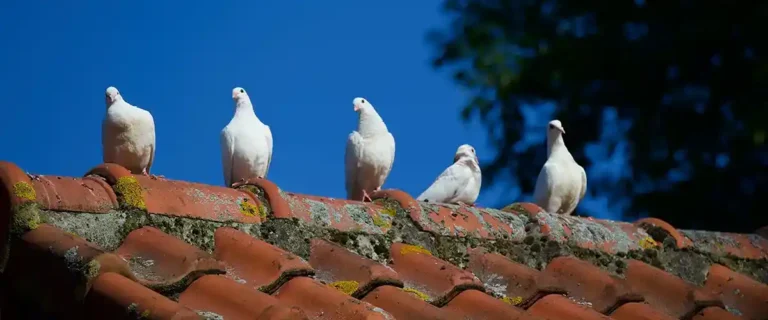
<box><xmin>526</xmin><ymin>294</ymin><xmax>612</xmax><ymax>319</ymax></box>
<box><xmin>31</xmin><ymin>175</ymin><xmax>118</xmax><ymax>213</ymax></box>
<box><xmin>310</xmin><ymin>238</ymin><xmax>401</xmax><ymax>298</ymax></box>
<box><xmin>389</xmin><ymin>242</ymin><xmax>484</xmax><ymax>306</ymax></box>
<box><xmin>0</xmin><ymin>161</ymin><xmax>765</xmax><ymax>319</ymax></box>
<box><xmin>609</xmin><ymin>302</ymin><xmax>676</xmax><ymax>320</ymax></box>
<box><xmin>362</xmin><ymin>285</ymin><xmax>452</xmax><ymax>320</ymax></box>
<box><xmin>543</xmin><ymin>256</ymin><xmax>642</xmax><ymax>314</ymax></box>
<box><xmin>704</xmin><ymin>264</ymin><xmax>768</xmax><ymax>320</ymax></box>
<box><xmin>117</xmin><ymin>226</ymin><xmax>225</xmax><ymax>289</ymax></box>
<box><xmin>442</xmin><ymin>289</ymin><xmax>540</xmax><ymax>319</ymax></box>
<box><xmin>691</xmin><ymin>306</ymin><xmax>744</xmax><ymax>320</ymax></box>
<box><xmin>634</xmin><ymin>217</ymin><xmax>694</xmax><ymax>249</ymax></box>
<box><xmin>624</xmin><ymin>259</ymin><xmax>722</xmax><ymax>318</ymax></box>
<box><xmin>273</xmin><ymin>276</ymin><xmax>393</xmax><ymax>319</ymax></box>
<box><xmin>213</xmin><ymin>227</ymin><xmax>313</xmax><ymax>293</ymax></box>
<box><xmin>179</xmin><ymin>275</ymin><xmax>308</xmax><ymax>320</ymax></box>
<box><xmin>467</xmin><ymin>248</ymin><xmax>566</xmax><ymax>308</ymax></box>
<box><xmin>85</xmin><ymin>272</ymin><xmax>201</xmax><ymax>320</ymax></box>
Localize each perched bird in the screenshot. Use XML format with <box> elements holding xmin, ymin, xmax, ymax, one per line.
<box><xmin>417</xmin><ymin>144</ymin><xmax>482</xmax><ymax>205</ymax></box>
<box><xmin>220</xmin><ymin>87</ymin><xmax>273</xmax><ymax>187</ymax></box>
<box><xmin>533</xmin><ymin>120</ymin><xmax>587</xmax><ymax>215</ymax></box>
<box><xmin>345</xmin><ymin>97</ymin><xmax>396</xmax><ymax>202</ymax></box>
<box><xmin>102</xmin><ymin>86</ymin><xmax>156</xmax><ymax>175</ymax></box>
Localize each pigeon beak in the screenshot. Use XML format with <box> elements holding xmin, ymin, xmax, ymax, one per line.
<box><xmin>560</xmin><ymin>127</ymin><xmax>566</xmax><ymax>135</ymax></box>
<box><xmin>353</xmin><ymin>104</ymin><xmax>360</xmax><ymax>112</ymax></box>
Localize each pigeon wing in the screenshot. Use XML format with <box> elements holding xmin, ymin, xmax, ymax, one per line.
<box><xmin>220</xmin><ymin>128</ymin><xmax>236</xmax><ymax>187</ymax></box>
<box><xmin>264</xmin><ymin>124</ymin><xmax>273</xmax><ymax>177</ymax></box>
<box><xmin>417</xmin><ymin>163</ymin><xmax>470</xmax><ymax>203</ymax></box>
<box><xmin>345</xmin><ymin>131</ymin><xmax>364</xmax><ymax>200</ymax></box>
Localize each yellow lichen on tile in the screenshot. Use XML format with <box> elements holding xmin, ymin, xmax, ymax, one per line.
<box><xmin>12</xmin><ymin>182</ymin><xmax>36</xmax><ymax>201</ymax></box>
<box><xmin>372</xmin><ymin>214</ymin><xmax>391</xmax><ymax>228</ymax></box>
<box><xmin>381</xmin><ymin>206</ymin><xmax>397</xmax><ymax>217</ymax></box>
<box><xmin>114</xmin><ymin>176</ymin><xmax>146</xmax><ymax>210</ymax></box>
<box><xmin>329</xmin><ymin>280</ymin><xmax>359</xmax><ymax>295</ymax></box>
<box><xmin>140</xmin><ymin>309</ymin><xmax>151</xmax><ymax>318</ymax></box>
<box><xmin>11</xmin><ymin>202</ymin><xmax>40</xmax><ymax>234</ymax></box>
<box><xmin>639</xmin><ymin>236</ymin><xmax>658</xmax><ymax>249</ymax></box>
<box><xmin>239</xmin><ymin>199</ymin><xmax>259</xmax><ymax>217</ymax></box>
<box><xmin>500</xmin><ymin>296</ymin><xmax>523</xmax><ymax>305</ymax></box>
<box><xmin>399</xmin><ymin>244</ymin><xmax>432</xmax><ymax>256</ymax></box>
<box><xmin>258</xmin><ymin>203</ymin><xmax>269</xmax><ymax>219</ymax></box>
<box><xmin>402</xmin><ymin>288</ymin><xmax>430</xmax><ymax>301</ymax></box>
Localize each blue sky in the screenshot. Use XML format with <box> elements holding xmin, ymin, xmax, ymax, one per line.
<box><xmin>0</xmin><ymin>1</ymin><xmax>623</xmax><ymax>220</ymax></box>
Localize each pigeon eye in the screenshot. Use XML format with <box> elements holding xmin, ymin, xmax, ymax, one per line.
<box><xmin>549</xmin><ymin>124</ymin><xmax>555</xmax><ymax>129</ymax></box>
<box><xmin>361</xmin><ymin>99</ymin><xmax>366</xmax><ymax>104</ymax></box>
<box><xmin>240</xmin><ymin>89</ymin><xmax>245</xmax><ymax>93</ymax></box>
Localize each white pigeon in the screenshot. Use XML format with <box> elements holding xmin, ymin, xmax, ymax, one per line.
<box><xmin>345</xmin><ymin>97</ymin><xmax>396</xmax><ymax>202</ymax></box>
<box><xmin>220</xmin><ymin>87</ymin><xmax>273</xmax><ymax>187</ymax></box>
<box><xmin>533</xmin><ymin>120</ymin><xmax>587</xmax><ymax>215</ymax></box>
<box><xmin>102</xmin><ymin>86</ymin><xmax>156</xmax><ymax>175</ymax></box>
<box><xmin>417</xmin><ymin>144</ymin><xmax>482</xmax><ymax>205</ymax></box>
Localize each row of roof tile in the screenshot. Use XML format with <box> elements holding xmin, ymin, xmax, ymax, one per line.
<box><xmin>0</xmin><ymin>161</ymin><xmax>766</xmax><ymax>319</ymax></box>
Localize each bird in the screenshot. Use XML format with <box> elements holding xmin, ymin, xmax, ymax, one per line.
<box><xmin>220</xmin><ymin>87</ymin><xmax>273</xmax><ymax>187</ymax></box>
<box><xmin>102</xmin><ymin>86</ymin><xmax>157</xmax><ymax>176</ymax></box>
<box><xmin>533</xmin><ymin>120</ymin><xmax>587</xmax><ymax>215</ymax></box>
<box><xmin>417</xmin><ymin>144</ymin><xmax>482</xmax><ymax>206</ymax></box>
<box><xmin>345</xmin><ymin>97</ymin><xmax>396</xmax><ymax>202</ymax></box>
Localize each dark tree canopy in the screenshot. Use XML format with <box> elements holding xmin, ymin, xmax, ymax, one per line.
<box><xmin>429</xmin><ymin>0</ymin><xmax>768</xmax><ymax>232</ymax></box>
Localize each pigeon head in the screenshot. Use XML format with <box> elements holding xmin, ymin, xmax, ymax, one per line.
<box><xmin>353</xmin><ymin>97</ymin><xmax>372</xmax><ymax>112</ymax></box>
<box><xmin>105</xmin><ymin>86</ymin><xmax>122</xmax><ymax>106</ymax></box>
<box><xmin>454</xmin><ymin>144</ymin><xmax>478</xmax><ymax>163</ymax></box>
<box><xmin>232</xmin><ymin>87</ymin><xmax>248</xmax><ymax>100</ymax></box>
<box><xmin>547</xmin><ymin>120</ymin><xmax>565</xmax><ymax>136</ymax></box>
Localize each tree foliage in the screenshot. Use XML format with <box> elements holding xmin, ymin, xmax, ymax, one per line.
<box><xmin>429</xmin><ymin>0</ymin><xmax>768</xmax><ymax>232</ymax></box>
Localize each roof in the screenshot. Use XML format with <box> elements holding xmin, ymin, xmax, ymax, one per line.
<box><xmin>0</xmin><ymin>161</ymin><xmax>766</xmax><ymax>320</ymax></box>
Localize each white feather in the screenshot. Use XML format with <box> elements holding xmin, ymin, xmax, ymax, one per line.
<box><xmin>344</xmin><ymin>98</ymin><xmax>396</xmax><ymax>201</ymax></box>
<box><xmin>417</xmin><ymin>145</ymin><xmax>481</xmax><ymax>205</ymax></box>
<box><xmin>220</xmin><ymin>88</ymin><xmax>272</xmax><ymax>186</ymax></box>
<box><xmin>102</xmin><ymin>87</ymin><xmax>156</xmax><ymax>175</ymax></box>
<box><xmin>533</xmin><ymin>120</ymin><xmax>587</xmax><ymax>215</ymax></box>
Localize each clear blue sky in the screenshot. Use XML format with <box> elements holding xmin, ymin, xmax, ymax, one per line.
<box><xmin>0</xmin><ymin>1</ymin><xmax>622</xmax><ymax>220</ymax></box>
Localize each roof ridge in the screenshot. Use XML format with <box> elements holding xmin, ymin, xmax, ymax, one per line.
<box><xmin>1</xmin><ymin>161</ymin><xmax>766</xmax><ymax>319</ymax></box>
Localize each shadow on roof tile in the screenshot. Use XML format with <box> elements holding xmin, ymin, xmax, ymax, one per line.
<box><xmin>214</xmin><ymin>227</ymin><xmax>314</xmax><ymax>293</ymax></box>
<box><xmin>635</xmin><ymin>217</ymin><xmax>693</xmax><ymax>249</ymax></box>
<box><xmin>362</xmin><ymin>285</ymin><xmax>452</xmax><ymax>320</ymax></box>
<box><xmin>527</xmin><ymin>294</ymin><xmax>612</xmax><ymax>320</ymax></box>
<box><xmin>609</xmin><ymin>302</ymin><xmax>676</xmax><ymax>320</ymax></box>
<box><xmin>624</xmin><ymin>259</ymin><xmax>722</xmax><ymax>318</ymax></box>
<box><xmin>442</xmin><ymin>289</ymin><xmax>542</xmax><ymax>320</ymax></box>
<box><xmin>84</xmin><ymin>272</ymin><xmax>201</xmax><ymax>320</ymax></box>
<box><xmin>544</xmin><ymin>256</ymin><xmax>643</xmax><ymax>314</ymax></box>
<box><xmin>690</xmin><ymin>306</ymin><xmax>743</xmax><ymax>320</ymax></box>
<box><xmin>467</xmin><ymin>248</ymin><xmax>566</xmax><ymax>309</ymax></box>
<box><xmin>274</xmin><ymin>276</ymin><xmax>393</xmax><ymax>320</ymax></box>
<box><xmin>704</xmin><ymin>264</ymin><xmax>768</xmax><ymax>320</ymax></box>
<box><xmin>4</xmin><ymin>224</ymin><xmax>135</xmax><ymax>317</ymax></box>
<box><xmin>310</xmin><ymin>238</ymin><xmax>401</xmax><ymax>298</ymax></box>
<box><xmin>179</xmin><ymin>275</ymin><xmax>309</xmax><ymax>320</ymax></box>
<box><xmin>389</xmin><ymin>242</ymin><xmax>484</xmax><ymax>306</ymax></box>
<box><xmin>115</xmin><ymin>226</ymin><xmax>225</xmax><ymax>292</ymax></box>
